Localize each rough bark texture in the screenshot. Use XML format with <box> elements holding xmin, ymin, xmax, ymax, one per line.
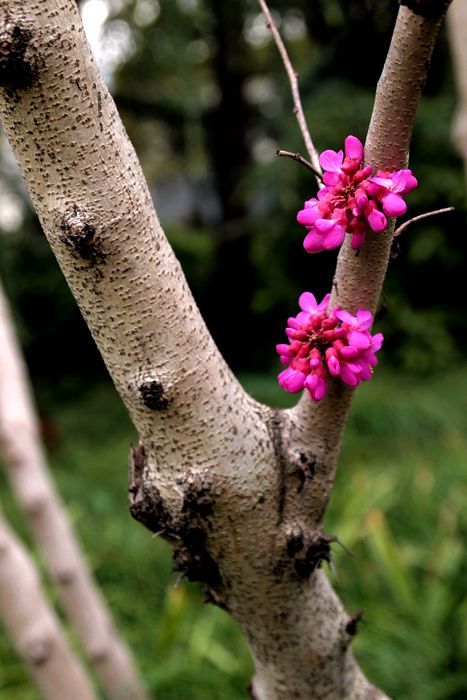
<box><xmin>0</xmin><ymin>279</ymin><xmax>149</xmax><ymax>700</ymax></box>
<box><xmin>0</xmin><ymin>1</ymin><xmax>450</xmax><ymax>698</ymax></box>
<box><xmin>0</xmin><ymin>509</ymin><xmax>97</xmax><ymax>700</ymax></box>
<box><xmin>447</xmin><ymin>0</ymin><xmax>467</xmax><ymax>192</ymax></box>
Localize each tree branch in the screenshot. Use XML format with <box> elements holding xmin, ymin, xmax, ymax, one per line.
<box><xmin>258</xmin><ymin>0</ymin><xmax>322</xmax><ymax>183</ymax></box>
<box><xmin>393</xmin><ymin>206</ymin><xmax>454</xmax><ymax>236</ymax></box>
<box><xmin>276</xmin><ymin>148</ymin><xmax>323</xmax><ymax>179</ymax></box>
<box><xmin>289</xmin><ymin>0</ymin><xmax>452</xmax><ymax>513</ymax></box>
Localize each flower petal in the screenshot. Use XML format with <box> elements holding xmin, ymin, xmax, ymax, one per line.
<box><xmin>314</xmin><ymin>218</ymin><xmax>338</xmax><ymax>233</ymax></box>
<box><xmin>340</xmin><ymin>364</ymin><xmax>360</xmax><ymax>387</ymax></box>
<box><xmin>323</xmin><ymin>224</ymin><xmax>346</xmax><ymax>250</ymax></box>
<box><xmin>298</xmin><ymin>291</ymin><xmax>318</xmax><ymax>313</ymax></box>
<box><xmin>356</xmin><ymin>309</ymin><xmax>373</xmax><ymax>329</ymax></box>
<box><xmin>344</xmin><ymin>135</ymin><xmax>363</xmax><ymax>161</ymax></box>
<box><xmin>278</xmin><ymin>367</ymin><xmax>305</xmax><ymax>393</ymax></box>
<box><xmin>297</xmin><ymin>207</ymin><xmax>320</xmax><ymax>226</ymax></box>
<box><xmin>367</xmin><ymin>208</ymin><xmax>387</xmax><ymax>233</ymax></box>
<box><xmin>276</xmin><ymin>343</ymin><xmax>292</xmax><ymax>356</ymax></box>
<box><xmin>336</xmin><ymin>309</ymin><xmax>356</xmax><ymax>326</ymax></box>
<box><xmin>323</xmin><ymin>171</ymin><xmax>340</xmax><ymax>187</ymax></box>
<box><xmin>382</xmin><ymin>192</ymin><xmax>407</xmax><ymax>217</ymax></box>
<box><xmin>317</xmin><ymin>293</ymin><xmax>331</xmax><ymax>312</ymax></box>
<box><xmin>303</xmin><ymin>231</ymin><xmax>325</xmax><ymax>253</ymax></box>
<box><xmin>319</xmin><ymin>149</ymin><xmax>344</xmax><ymax>172</ymax></box>
<box><xmin>369</xmin><ymin>175</ymin><xmax>393</xmax><ymax>190</ymax></box>
<box><xmin>391</xmin><ymin>169</ymin><xmax>418</xmax><ymax>194</ymax></box>
<box><xmin>348</xmin><ymin>330</ymin><xmax>371</xmax><ymax>350</ymax></box>
<box><xmin>304</xmin><ymin>374</ymin><xmax>328</xmax><ymax>401</ymax></box>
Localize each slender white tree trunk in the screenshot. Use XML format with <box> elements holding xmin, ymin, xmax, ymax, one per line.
<box><xmin>0</xmin><ymin>1</ymin><xmax>451</xmax><ymax>698</ymax></box>
<box><xmin>0</xmin><ymin>278</ymin><xmax>149</xmax><ymax>700</ymax></box>
<box><xmin>0</xmin><ymin>508</ymin><xmax>98</xmax><ymax>700</ymax></box>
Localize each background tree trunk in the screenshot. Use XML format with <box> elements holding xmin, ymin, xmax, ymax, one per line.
<box><xmin>0</xmin><ymin>507</ymin><xmax>98</xmax><ymax>700</ymax></box>
<box><xmin>0</xmin><ymin>277</ymin><xmax>149</xmax><ymax>700</ymax></box>
<box><xmin>0</xmin><ymin>1</ymin><xmax>451</xmax><ymax>698</ymax></box>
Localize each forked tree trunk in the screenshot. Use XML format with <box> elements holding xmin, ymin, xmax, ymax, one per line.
<box><xmin>0</xmin><ymin>1</ymin><xmax>451</xmax><ymax>698</ymax></box>
<box><xmin>0</xmin><ymin>279</ymin><xmax>149</xmax><ymax>700</ymax></box>
<box><xmin>0</xmin><ymin>507</ymin><xmax>97</xmax><ymax>700</ymax></box>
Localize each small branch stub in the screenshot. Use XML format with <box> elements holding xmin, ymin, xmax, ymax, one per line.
<box><xmin>138</xmin><ymin>380</ymin><xmax>169</xmax><ymax>410</ymax></box>
<box><xmin>59</xmin><ymin>209</ymin><xmax>104</xmax><ymax>263</ymax></box>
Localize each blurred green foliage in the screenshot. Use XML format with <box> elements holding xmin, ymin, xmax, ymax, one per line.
<box><xmin>1</xmin><ymin>369</ymin><xmax>466</xmax><ymax>699</ymax></box>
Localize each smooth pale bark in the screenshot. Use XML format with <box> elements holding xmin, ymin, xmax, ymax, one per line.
<box><xmin>0</xmin><ymin>279</ymin><xmax>149</xmax><ymax>700</ymax></box>
<box><xmin>0</xmin><ymin>508</ymin><xmax>97</xmax><ymax>700</ymax></box>
<box><xmin>447</xmin><ymin>0</ymin><xmax>467</xmax><ymax>192</ymax></box>
<box><xmin>0</xmin><ymin>1</ymin><xmax>450</xmax><ymax>698</ymax></box>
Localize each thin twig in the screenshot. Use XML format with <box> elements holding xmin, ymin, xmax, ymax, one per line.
<box><xmin>258</xmin><ymin>0</ymin><xmax>322</xmax><ymax>186</ymax></box>
<box><xmin>393</xmin><ymin>207</ymin><xmax>454</xmax><ymax>237</ymax></box>
<box><xmin>276</xmin><ymin>149</ymin><xmax>323</xmax><ymax>180</ymax></box>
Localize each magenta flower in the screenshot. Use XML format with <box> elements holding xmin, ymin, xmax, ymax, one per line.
<box><xmin>277</xmin><ymin>292</ymin><xmax>383</xmax><ymax>401</ymax></box>
<box><xmin>368</xmin><ymin>169</ymin><xmax>418</xmax><ymax>217</ymax></box>
<box><xmin>296</xmin><ymin>136</ymin><xmax>417</xmax><ymax>253</ymax></box>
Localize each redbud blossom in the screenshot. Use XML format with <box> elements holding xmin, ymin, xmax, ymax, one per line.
<box><xmin>277</xmin><ymin>292</ymin><xmax>383</xmax><ymax>401</ymax></box>
<box><xmin>296</xmin><ymin>136</ymin><xmax>417</xmax><ymax>253</ymax></box>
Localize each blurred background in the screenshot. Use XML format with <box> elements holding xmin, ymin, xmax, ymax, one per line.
<box><xmin>0</xmin><ymin>0</ymin><xmax>466</xmax><ymax>698</ymax></box>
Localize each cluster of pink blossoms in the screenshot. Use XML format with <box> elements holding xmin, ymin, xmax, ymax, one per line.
<box><xmin>297</xmin><ymin>135</ymin><xmax>418</xmax><ymax>252</ymax></box>
<box><xmin>277</xmin><ymin>292</ymin><xmax>383</xmax><ymax>401</ymax></box>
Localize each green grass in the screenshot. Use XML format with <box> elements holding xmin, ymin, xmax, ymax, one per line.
<box><xmin>1</xmin><ymin>368</ymin><xmax>466</xmax><ymax>699</ymax></box>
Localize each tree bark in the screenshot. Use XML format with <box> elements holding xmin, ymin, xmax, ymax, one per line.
<box><xmin>447</xmin><ymin>0</ymin><xmax>467</xmax><ymax>194</ymax></box>
<box><xmin>0</xmin><ymin>1</ymin><xmax>450</xmax><ymax>698</ymax></box>
<box><xmin>0</xmin><ymin>278</ymin><xmax>149</xmax><ymax>700</ymax></box>
<box><xmin>0</xmin><ymin>508</ymin><xmax>98</xmax><ymax>700</ymax></box>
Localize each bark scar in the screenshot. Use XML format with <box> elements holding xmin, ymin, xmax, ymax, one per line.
<box><xmin>267</xmin><ymin>409</ymin><xmax>287</xmax><ymax>525</ymax></box>
<box><xmin>0</xmin><ymin>23</ymin><xmax>38</xmax><ymax>98</ymax></box>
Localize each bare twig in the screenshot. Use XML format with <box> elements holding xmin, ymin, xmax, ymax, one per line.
<box><xmin>258</xmin><ymin>0</ymin><xmax>322</xmax><ymax>185</ymax></box>
<box><xmin>276</xmin><ymin>149</ymin><xmax>323</xmax><ymax>180</ymax></box>
<box><xmin>393</xmin><ymin>206</ymin><xmax>454</xmax><ymax>237</ymax></box>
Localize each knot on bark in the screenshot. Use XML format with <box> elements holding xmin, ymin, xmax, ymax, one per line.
<box><xmin>22</xmin><ymin>634</ymin><xmax>53</xmax><ymax>667</ymax></box>
<box><xmin>174</xmin><ymin>469</ymin><xmax>222</xmax><ymax>590</ymax></box>
<box><xmin>292</xmin><ymin>531</ymin><xmax>334</xmax><ymax>579</ymax></box>
<box><xmin>398</xmin><ymin>0</ymin><xmax>451</xmax><ymax>18</ymax></box>
<box><xmin>139</xmin><ymin>379</ymin><xmax>169</xmax><ymax>411</ymax></box>
<box><xmin>180</xmin><ymin>469</ymin><xmax>214</xmax><ymax>519</ymax></box>
<box><xmin>0</xmin><ymin>22</ymin><xmax>38</xmax><ymax>98</ymax></box>
<box><xmin>275</xmin><ymin>528</ymin><xmax>339</xmax><ymax>581</ymax></box>
<box><xmin>59</xmin><ymin>208</ymin><xmax>105</xmax><ymax>263</ymax></box>
<box><xmin>128</xmin><ymin>444</ymin><xmax>172</xmax><ymax>535</ymax></box>
<box><xmin>292</xmin><ymin>452</ymin><xmax>317</xmax><ymax>492</ymax></box>
<box><xmin>129</xmin><ymin>454</ymin><xmax>223</xmax><ymax>594</ymax></box>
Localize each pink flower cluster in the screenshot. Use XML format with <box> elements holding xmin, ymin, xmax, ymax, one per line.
<box><xmin>277</xmin><ymin>292</ymin><xmax>383</xmax><ymax>401</ymax></box>
<box><xmin>297</xmin><ymin>136</ymin><xmax>417</xmax><ymax>252</ymax></box>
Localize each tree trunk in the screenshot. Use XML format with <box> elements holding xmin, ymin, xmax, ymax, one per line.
<box><xmin>0</xmin><ymin>1</ymin><xmax>450</xmax><ymax>697</ymax></box>
<box><xmin>0</xmin><ymin>508</ymin><xmax>98</xmax><ymax>700</ymax></box>
<box><xmin>447</xmin><ymin>0</ymin><xmax>467</xmax><ymax>194</ymax></box>
<box><xmin>0</xmin><ymin>278</ymin><xmax>149</xmax><ymax>700</ymax></box>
